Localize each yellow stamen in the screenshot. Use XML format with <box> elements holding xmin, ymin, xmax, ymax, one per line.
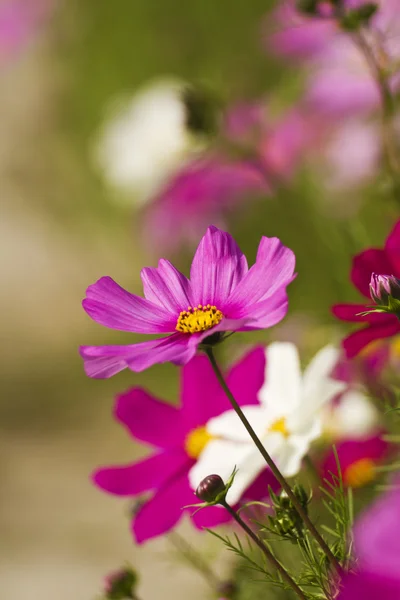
<box><xmin>184</xmin><ymin>426</ymin><xmax>212</xmax><ymax>459</ymax></box>
<box><xmin>269</xmin><ymin>417</ymin><xmax>290</xmax><ymax>438</ymax></box>
<box><xmin>344</xmin><ymin>458</ymin><xmax>376</xmax><ymax>488</ymax></box>
<box><xmin>176</xmin><ymin>304</ymin><xmax>223</xmax><ymax>334</ymax></box>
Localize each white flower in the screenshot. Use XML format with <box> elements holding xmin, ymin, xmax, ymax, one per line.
<box><xmin>94</xmin><ymin>78</ymin><xmax>202</xmax><ymax>205</ymax></box>
<box><xmin>322</xmin><ymin>389</ymin><xmax>379</xmax><ymax>441</ymax></box>
<box><xmin>189</xmin><ymin>343</ymin><xmax>346</xmax><ymax>505</ymax></box>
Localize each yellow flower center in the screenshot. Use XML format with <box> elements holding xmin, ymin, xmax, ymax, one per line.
<box><xmin>184</xmin><ymin>426</ymin><xmax>213</xmax><ymax>459</ymax></box>
<box><xmin>268</xmin><ymin>417</ymin><xmax>290</xmax><ymax>438</ymax></box>
<box><xmin>176</xmin><ymin>305</ymin><xmax>223</xmax><ymax>334</ymax></box>
<box><xmin>344</xmin><ymin>458</ymin><xmax>376</xmax><ymax>488</ymax></box>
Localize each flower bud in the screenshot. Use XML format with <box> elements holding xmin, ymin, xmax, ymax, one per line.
<box><xmin>370</xmin><ymin>273</ymin><xmax>400</xmax><ymax>306</ymax></box>
<box><xmin>293</xmin><ymin>484</ymin><xmax>309</xmax><ymax>509</ymax></box>
<box><xmin>104</xmin><ymin>567</ymin><xmax>137</xmax><ymax>600</ymax></box>
<box><xmin>217</xmin><ymin>581</ymin><xmax>237</xmax><ymax>599</ymax></box>
<box><xmin>196</xmin><ymin>474</ymin><xmax>226</xmax><ymax>503</ymax></box>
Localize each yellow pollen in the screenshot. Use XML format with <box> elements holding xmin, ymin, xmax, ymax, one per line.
<box><xmin>176</xmin><ymin>304</ymin><xmax>223</xmax><ymax>334</ymax></box>
<box><xmin>268</xmin><ymin>417</ymin><xmax>290</xmax><ymax>438</ymax></box>
<box><xmin>184</xmin><ymin>426</ymin><xmax>212</xmax><ymax>459</ymax></box>
<box><xmin>344</xmin><ymin>458</ymin><xmax>376</xmax><ymax>488</ymax></box>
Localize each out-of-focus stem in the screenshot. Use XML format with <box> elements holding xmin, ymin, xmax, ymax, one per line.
<box><xmin>353</xmin><ymin>30</ymin><xmax>400</xmax><ymax>183</ymax></box>
<box><xmin>168</xmin><ymin>531</ymin><xmax>220</xmax><ymax>591</ymax></box>
<box><xmin>205</xmin><ymin>347</ymin><xmax>343</xmax><ymax>576</ymax></box>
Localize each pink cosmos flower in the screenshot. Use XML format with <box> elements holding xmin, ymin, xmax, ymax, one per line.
<box><xmin>337</xmin><ymin>475</ymin><xmax>400</xmax><ymax>599</ymax></box>
<box><xmin>332</xmin><ymin>220</ymin><xmax>400</xmax><ymax>358</ymax></box>
<box><xmin>92</xmin><ymin>348</ymin><xmax>278</xmax><ymax>543</ymax></box>
<box><xmin>80</xmin><ymin>226</ymin><xmax>295</xmax><ymax>377</ymax></box>
<box><xmin>0</xmin><ymin>0</ymin><xmax>51</xmax><ymax>63</ymax></box>
<box><xmin>322</xmin><ymin>434</ymin><xmax>389</xmax><ymax>488</ymax></box>
<box><xmin>267</xmin><ymin>0</ymin><xmax>400</xmax><ymax>118</ymax></box>
<box><xmin>143</xmin><ymin>158</ymin><xmax>269</xmax><ymax>253</ymax></box>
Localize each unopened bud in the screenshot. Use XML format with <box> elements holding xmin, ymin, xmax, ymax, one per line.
<box><xmin>217</xmin><ymin>581</ymin><xmax>237</xmax><ymax>598</ymax></box>
<box><xmin>370</xmin><ymin>273</ymin><xmax>400</xmax><ymax>307</ymax></box>
<box><xmin>196</xmin><ymin>474</ymin><xmax>226</xmax><ymax>503</ymax></box>
<box><xmin>104</xmin><ymin>567</ymin><xmax>137</xmax><ymax>600</ymax></box>
<box><xmin>293</xmin><ymin>484</ymin><xmax>309</xmax><ymax>509</ymax></box>
<box><xmin>296</xmin><ymin>0</ymin><xmax>319</xmax><ymax>14</ymax></box>
<box><xmin>182</xmin><ymin>86</ymin><xmax>220</xmax><ymax>136</ymax></box>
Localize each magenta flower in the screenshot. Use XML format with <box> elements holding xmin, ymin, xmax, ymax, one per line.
<box><xmin>92</xmin><ymin>348</ymin><xmax>278</xmax><ymax>543</ymax></box>
<box><xmin>337</xmin><ymin>476</ymin><xmax>400</xmax><ymax>599</ymax></box>
<box><xmin>267</xmin><ymin>0</ymin><xmax>400</xmax><ymax>118</ymax></box>
<box><xmin>332</xmin><ymin>220</ymin><xmax>400</xmax><ymax>358</ymax></box>
<box><xmin>80</xmin><ymin>226</ymin><xmax>295</xmax><ymax>377</ymax></box>
<box><xmin>0</xmin><ymin>0</ymin><xmax>51</xmax><ymax>64</ymax></box>
<box><xmin>322</xmin><ymin>434</ymin><xmax>389</xmax><ymax>489</ymax></box>
<box><xmin>143</xmin><ymin>159</ymin><xmax>269</xmax><ymax>253</ymax></box>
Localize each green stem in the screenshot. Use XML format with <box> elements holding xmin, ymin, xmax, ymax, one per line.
<box><xmin>221</xmin><ymin>500</ymin><xmax>307</xmax><ymax>599</ymax></box>
<box><xmin>352</xmin><ymin>30</ymin><xmax>400</xmax><ymax>188</ymax></box>
<box><xmin>205</xmin><ymin>348</ymin><xmax>342</xmax><ymax>575</ymax></box>
<box><xmin>168</xmin><ymin>531</ymin><xmax>220</xmax><ymax>591</ymax></box>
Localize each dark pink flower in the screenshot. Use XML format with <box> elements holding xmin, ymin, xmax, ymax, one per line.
<box><xmin>322</xmin><ymin>434</ymin><xmax>389</xmax><ymax>488</ymax></box>
<box><xmin>143</xmin><ymin>159</ymin><xmax>269</xmax><ymax>253</ymax></box>
<box><xmin>332</xmin><ymin>220</ymin><xmax>400</xmax><ymax>358</ymax></box>
<box><xmin>80</xmin><ymin>226</ymin><xmax>295</xmax><ymax>377</ymax></box>
<box><xmin>92</xmin><ymin>348</ymin><xmax>278</xmax><ymax>543</ymax></box>
<box><xmin>338</xmin><ymin>476</ymin><xmax>400</xmax><ymax>599</ymax></box>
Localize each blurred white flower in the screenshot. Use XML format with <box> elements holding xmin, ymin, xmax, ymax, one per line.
<box><xmin>189</xmin><ymin>343</ymin><xmax>345</xmax><ymax>505</ymax></box>
<box><xmin>322</xmin><ymin>389</ymin><xmax>379</xmax><ymax>441</ymax></box>
<box><xmin>94</xmin><ymin>78</ymin><xmax>202</xmax><ymax>205</ymax></box>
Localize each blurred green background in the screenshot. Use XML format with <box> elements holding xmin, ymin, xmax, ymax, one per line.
<box><xmin>1</xmin><ymin>1</ymin><xmax>397</xmax><ymax>598</ymax></box>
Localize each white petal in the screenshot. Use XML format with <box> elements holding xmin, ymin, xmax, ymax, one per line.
<box><xmin>206</xmin><ymin>406</ymin><xmax>268</xmax><ymax>442</ymax></box>
<box><xmin>298</xmin><ymin>346</ymin><xmax>346</xmax><ymax>427</ymax></box>
<box><xmin>258</xmin><ymin>343</ymin><xmax>302</xmax><ymax>418</ymax></box>
<box><xmin>275</xmin><ymin>435</ymin><xmax>313</xmax><ymax>477</ymax></box>
<box><xmin>188</xmin><ymin>439</ymin><xmax>264</xmax><ymax>506</ymax></box>
<box><xmin>330</xmin><ymin>390</ymin><xmax>379</xmax><ymax>439</ymax></box>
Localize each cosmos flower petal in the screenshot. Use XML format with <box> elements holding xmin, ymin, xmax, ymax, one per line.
<box><xmin>80</xmin><ymin>344</ymin><xmax>141</xmax><ymax>379</ymax></box>
<box><xmin>258</xmin><ymin>342</ymin><xmax>302</xmax><ymax>416</ymax></box>
<box><xmin>83</xmin><ymin>276</ymin><xmax>175</xmax><ymax>333</ymax></box>
<box><xmin>92</xmin><ymin>449</ymin><xmax>188</xmax><ymax>496</ymax></box>
<box><xmin>180</xmin><ymin>354</ymin><xmax>229</xmax><ymax>431</ymax></box>
<box><xmin>140</xmin><ymin>259</ymin><xmax>193</xmax><ymax>312</ymax></box>
<box><xmin>236</xmin><ymin>290</ymin><xmax>289</xmax><ymax>330</ymax></box>
<box><xmin>342</xmin><ymin>319</ymin><xmax>400</xmax><ymax>358</ymax></box>
<box><xmin>132</xmin><ymin>471</ymin><xmax>196</xmax><ymax>544</ymax></box>
<box><xmin>188</xmin><ymin>439</ymin><xmax>266</xmax><ymax>506</ymax></box>
<box><xmin>332</xmin><ymin>303</ymin><xmax>389</xmax><ymax>323</ymax></box>
<box><xmin>206</xmin><ymin>405</ymin><xmax>268</xmax><ymax>442</ymax></box>
<box><xmin>351</xmin><ymin>249</ymin><xmax>393</xmax><ymax>299</ymax></box>
<box><xmin>338</xmin><ymin>572</ymin><xmax>400</xmax><ymax>600</ymax></box>
<box><xmin>225</xmin><ymin>236</ymin><xmax>295</xmax><ymax>312</ymax></box>
<box><xmin>114</xmin><ymin>388</ymin><xmax>185</xmax><ymax>448</ymax></box>
<box><xmin>226</xmin><ymin>346</ymin><xmax>266</xmax><ymax>407</ymax></box>
<box><xmin>274</xmin><ymin>434</ymin><xmax>314</xmax><ymax>478</ymax></box>
<box><xmin>302</xmin><ymin>345</ymin><xmax>345</xmax><ymax>407</ymax></box>
<box><xmin>385</xmin><ymin>220</ymin><xmax>400</xmax><ymax>271</ymax></box>
<box><xmin>191</xmin><ymin>504</ymin><xmax>231</xmax><ymax>529</ymax></box>
<box><xmin>189</xmin><ymin>225</ymin><xmax>248</xmax><ymax>306</ymax></box>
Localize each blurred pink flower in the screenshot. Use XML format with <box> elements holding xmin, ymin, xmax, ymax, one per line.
<box><xmin>322</xmin><ymin>434</ymin><xmax>389</xmax><ymax>488</ymax></box>
<box><xmin>333</xmin><ymin>219</ymin><xmax>400</xmax><ymax>357</ymax></box>
<box><xmin>143</xmin><ymin>157</ymin><xmax>269</xmax><ymax>253</ymax></box>
<box><xmin>0</xmin><ymin>0</ymin><xmax>51</xmax><ymax>63</ymax></box>
<box><xmin>143</xmin><ymin>102</ymin><xmax>320</xmax><ymax>252</ymax></box>
<box><xmin>267</xmin><ymin>0</ymin><xmax>400</xmax><ymax>118</ymax></box>
<box><xmin>92</xmin><ymin>349</ymin><xmax>278</xmax><ymax>543</ymax></box>
<box><xmin>337</xmin><ymin>475</ymin><xmax>400</xmax><ymax>599</ymax></box>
